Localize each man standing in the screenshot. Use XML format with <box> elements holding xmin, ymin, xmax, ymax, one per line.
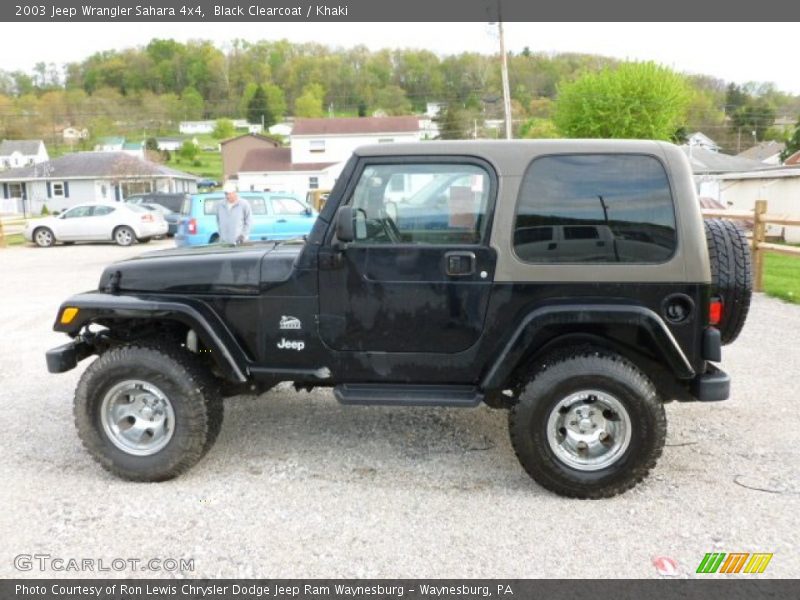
<box><xmin>216</xmin><ymin>181</ymin><xmax>251</xmax><ymax>245</ymax></box>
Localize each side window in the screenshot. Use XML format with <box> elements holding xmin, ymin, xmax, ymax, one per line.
<box><xmin>63</xmin><ymin>206</ymin><xmax>92</xmax><ymax>218</ymax></box>
<box><xmin>249</xmin><ymin>198</ymin><xmax>267</xmax><ymax>215</ymax></box>
<box><xmin>348</xmin><ymin>163</ymin><xmax>491</xmax><ymax>245</ymax></box>
<box><xmin>92</xmin><ymin>206</ymin><xmax>115</xmax><ymax>216</ymax></box>
<box><xmin>271</xmin><ymin>197</ymin><xmax>307</xmax><ymax>215</ymax></box>
<box><xmin>203</xmin><ymin>197</ymin><xmax>223</xmax><ymax>215</ymax></box>
<box><xmin>514</xmin><ymin>154</ymin><xmax>677</xmax><ymax>263</ymax></box>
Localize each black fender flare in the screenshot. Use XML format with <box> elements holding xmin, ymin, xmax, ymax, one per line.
<box><xmin>480</xmin><ymin>304</ymin><xmax>695</xmax><ymax>390</ymax></box>
<box><xmin>53</xmin><ymin>292</ymin><xmax>249</xmax><ymax>382</ymax></box>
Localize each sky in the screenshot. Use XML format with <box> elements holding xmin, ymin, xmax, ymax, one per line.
<box><xmin>2</xmin><ymin>22</ymin><xmax>799</xmax><ymax>94</ymax></box>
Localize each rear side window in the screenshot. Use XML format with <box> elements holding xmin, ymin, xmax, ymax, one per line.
<box><xmin>203</xmin><ymin>197</ymin><xmax>223</xmax><ymax>215</ymax></box>
<box><xmin>514</xmin><ymin>154</ymin><xmax>677</xmax><ymax>263</ymax></box>
<box><xmin>180</xmin><ymin>196</ymin><xmax>192</xmax><ymax>215</ymax></box>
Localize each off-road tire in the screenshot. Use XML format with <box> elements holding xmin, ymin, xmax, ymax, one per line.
<box><xmin>509</xmin><ymin>350</ymin><xmax>666</xmax><ymax>499</ymax></box>
<box><xmin>704</xmin><ymin>218</ymin><xmax>752</xmax><ymax>344</ymax></box>
<box><xmin>74</xmin><ymin>341</ymin><xmax>223</xmax><ymax>481</ymax></box>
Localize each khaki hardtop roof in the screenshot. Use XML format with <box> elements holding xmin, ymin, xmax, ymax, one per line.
<box><xmin>354</xmin><ymin>139</ymin><xmax>677</xmax><ymax>175</ymax></box>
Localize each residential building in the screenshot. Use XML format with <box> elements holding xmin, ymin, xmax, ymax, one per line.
<box><xmin>687</xmin><ymin>132</ymin><xmax>720</xmax><ymax>152</ymax></box>
<box><xmin>784</xmin><ymin>150</ymin><xmax>800</xmax><ymax>166</ymax></box>
<box><xmin>179</xmin><ymin>119</ymin><xmax>250</xmax><ymax>135</ymax></box>
<box><xmin>94</xmin><ymin>137</ymin><xmax>125</xmax><ymax>152</ymax></box>
<box><xmin>0</xmin><ymin>152</ymin><xmax>197</xmax><ymax>215</ymax></box>
<box><xmin>737</xmin><ymin>141</ymin><xmax>785</xmax><ymax>165</ymax></box>
<box><xmin>61</xmin><ymin>127</ymin><xmax>89</xmax><ymax>143</ymax></box>
<box><xmin>235</xmin><ymin>116</ymin><xmax>423</xmax><ymax>195</ymax></box>
<box><xmin>121</xmin><ymin>141</ymin><xmax>145</xmax><ymax>159</ymax></box>
<box><xmin>681</xmin><ymin>145</ymin><xmax>765</xmax><ymax>175</ymax></box>
<box><xmin>0</xmin><ymin>140</ymin><xmax>49</xmax><ymax>170</ymax></box>
<box><xmin>155</xmin><ymin>137</ymin><xmax>198</xmax><ymax>152</ymax></box>
<box><xmin>269</xmin><ymin>122</ymin><xmax>293</xmax><ymax>138</ymax></box>
<box><xmin>220</xmin><ymin>133</ymin><xmax>282</xmax><ymax>182</ymax></box>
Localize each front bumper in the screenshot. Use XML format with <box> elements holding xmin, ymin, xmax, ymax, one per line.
<box><xmin>46</xmin><ymin>338</ymin><xmax>94</xmax><ymax>373</ymax></box>
<box><xmin>691</xmin><ymin>364</ymin><xmax>730</xmax><ymax>402</ymax></box>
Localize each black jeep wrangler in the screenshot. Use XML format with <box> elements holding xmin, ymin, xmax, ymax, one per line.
<box><xmin>47</xmin><ymin>140</ymin><xmax>752</xmax><ymax>498</ymax></box>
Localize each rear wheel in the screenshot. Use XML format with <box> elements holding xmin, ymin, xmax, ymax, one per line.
<box><xmin>114</xmin><ymin>226</ymin><xmax>135</xmax><ymax>246</ymax></box>
<box><xmin>704</xmin><ymin>218</ymin><xmax>752</xmax><ymax>344</ymax></box>
<box><xmin>33</xmin><ymin>227</ymin><xmax>55</xmax><ymax>247</ymax></box>
<box><xmin>509</xmin><ymin>350</ymin><xmax>666</xmax><ymax>499</ymax></box>
<box><xmin>209</xmin><ymin>233</ymin><xmax>219</xmax><ymax>244</ymax></box>
<box><xmin>74</xmin><ymin>341</ymin><xmax>223</xmax><ymax>481</ymax></box>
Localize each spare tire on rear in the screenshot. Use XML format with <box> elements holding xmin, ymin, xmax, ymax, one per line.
<box><xmin>704</xmin><ymin>218</ymin><xmax>752</xmax><ymax>345</ymax></box>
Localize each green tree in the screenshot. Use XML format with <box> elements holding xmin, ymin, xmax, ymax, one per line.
<box><xmin>263</xmin><ymin>83</ymin><xmax>286</xmax><ymax>122</ymax></box>
<box><xmin>519</xmin><ymin>118</ymin><xmax>559</xmax><ymax>139</ymax></box>
<box><xmin>212</xmin><ymin>118</ymin><xmax>235</xmax><ymax>139</ymax></box>
<box><xmin>178</xmin><ymin>140</ymin><xmax>199</xmax><ymax>161</ymax></box>
<box><xmin>294</xmin><ymin>83</ymin><xmax>325</xmax><ymax>118</ymax></box>
<box><xmin>373</xmin><ymin>85</ymin><xmax>412</xmax><ymax>116</ymax></box>
<box><xmin>780</xmin><ymin>117</ymin><xmax>800</xmax><ymax>162</ymax></box>
<box><xmin>434</xmin><ymin>103</ymin><xmax>471</xmax><ymax>140</ymax></box>
<box><xmin>180</xmin><ymin>86</ymin><xmax>204</xmax><ymax>120</ymax></box>
<box><xmin>246</xmin><ymin>85</ymin><xmax>274</xmax><ymax>127</ymax></box>
<box><xmin>145</xmin><ymin>137</ymin><xmax>159</xmax><ymax>152</ymax></box>
<box><xmin>553</xmin><ymin>62</ymin><xmax>691</xmax><ymax>140</ymax></box>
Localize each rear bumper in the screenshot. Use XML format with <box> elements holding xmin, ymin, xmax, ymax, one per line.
<box><xmin>691</xmin><ymin>364</ymin><xmax>730</xmax><ymax>402</ymax></box>
<box><xmin>46</xmin><ymin>338</ymin><xmax>94</xmax><ymax>373</ymax></box>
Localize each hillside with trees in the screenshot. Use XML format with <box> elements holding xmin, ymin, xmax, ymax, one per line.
<box><xmin>0</xmin><ymin>39</ymin><xmax>798</xmax><ymax>153</ymax></box>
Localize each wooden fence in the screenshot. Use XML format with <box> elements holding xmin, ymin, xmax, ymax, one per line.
<box><xmin>702</xmin><ymin>199</ymin><xmax>800</xmax><ymax>292</ymax></box>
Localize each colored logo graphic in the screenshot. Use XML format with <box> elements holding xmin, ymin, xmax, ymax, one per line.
<box><xmin>696</xmin><ymin>552</ymin><xmax>773</xmax><ymax>574</ymax></box>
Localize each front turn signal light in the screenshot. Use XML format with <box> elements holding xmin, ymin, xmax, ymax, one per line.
<box><xmin>60</xmin><ymin>307</ymin><xmax>79</xmax><ymax>324</ymax></box>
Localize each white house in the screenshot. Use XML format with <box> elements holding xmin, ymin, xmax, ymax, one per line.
<box><xmin>0</xmin><ymin>152</ymin><xmax>197</xmax><ymax>215</ymax></box>
<box><xmin>180</xmin><ymin>118</ymin><xmax>250</xmax><ymax>135</ymax></box>
<box><xmin>269</xmin><ymin>122</ymin><xmax>293</xmax><ymax>137</ymax></box>
<box><xmin>155</xmin><ymin>137</ymin><xmax>198</xmax><ymax>152</ymax></box>
<box><xmin>0</xmin><ymin>140</ymin><xmax>49</xmax><ymax>170</ymax></box>
<box><xmin>235</xmin><ymin>116</ymin><xmax>423</xmax><ymax>195</ymax></box>
<box><xmin>687</xmin><ymin>132</ymin><xmax>721</xmax><ymax>153</ymax></box>
<box><xmin>698</xmin><ymin>167</ymin><xmax>800</xmax><ymax>242</ymax></box>
<box><xmin>737</xmin><ymin>141</ymin><xmax>785</xmax><ymax>166</ymax></box>
<box><xmin>61</xmin><ymin>127</ymin><xmax>89</xmax><ymax>143</ymax></box>
<box><xmin>94</xmin><ymin>137</ymin><xmax>125</xmax><ymax>152</ymax></box>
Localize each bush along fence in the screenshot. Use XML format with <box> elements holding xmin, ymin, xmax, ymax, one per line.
<box><xmin>702</xmin><ymin>200</ymin><xmax>800</xmax><ymax>292</ymax></box>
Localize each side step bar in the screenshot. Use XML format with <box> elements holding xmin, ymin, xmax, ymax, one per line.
<box><xmin>334</xmin><ymin>384</ymin><xmax>483</xmax><ymax>407</ymax></box>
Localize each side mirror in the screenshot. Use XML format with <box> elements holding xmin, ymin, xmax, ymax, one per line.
<box><xmin>305</xmin><ymin>206</ymin><xmax>312</xmax><ymax>216</ymax></box>
<box><xmin>336</xmin><ymin>206</ymin><xmax>355</xmax><ymax>243</ymax></box>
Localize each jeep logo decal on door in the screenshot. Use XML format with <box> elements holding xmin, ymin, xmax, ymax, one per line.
<box><xmin>277</xmin><ymin>338</ymin><xmax>305</xmax><ymax>351</ymax></box>
<box><xmin>279</xmin><ymin>316</ymin><xmax>302</xmax><ymax>330</ymax></box>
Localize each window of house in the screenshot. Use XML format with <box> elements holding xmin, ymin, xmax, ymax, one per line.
<box><xmin>309</xmin><ymin>140</ymin><xmax>325</xmax><ymax>153</ymax></box>
<box><xmin>514</xmin><ymin>154</ymin><xmax>677</xmax><ymax>264</ymax></box>
<box><xmin>52</xmin><ymin>183</ymin><xmax>65</xmax><ymax>197</ymax></box>
<box><xmin>309</xmin><ymin>177</ymin><xmax>319</xmax><ymax>190</ymax></box>
<box><xmin>121</xmin><ymin>181</ymin><xmax>153</xmax><ymax>198</ymax></box>
<box><xmin>8</xmin><ymin>183</ymin><xmax>23</xmax><ymax>198</ymax></box>
<box><xmin>347</xmin><ymin>163</ymin><xmax>492</xmax><ymax>245</ymax></box>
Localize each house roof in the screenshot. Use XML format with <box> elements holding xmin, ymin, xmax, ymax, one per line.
<box><xmin>156</xmin><ymin>137</ymin><xmax>185</xmax><ymax>143</ymax></box>
<box><xmin>97</xmin><ymin>136</ymin><xmax>125</xmax><ymax>145</ymax></box>
<box><xmin>0</xmin><ymin>139</ymin><xmax>43</xmax><ymax>156</ymax></box>
<box><xmin>784</xmin><ymin>150</ymin><xmax>800</xmax><ymax>166</ymax></box>
<box><xmin>220</xmin><ymin>133</ymin><xmax>281</xmax><ymax>147</ymax></box>
<box><xmin>239</xmin><ymin>147</ymin><xmax>336</xmax><ymax>173</ymax></box>
<box><xmin>0</xmin><ymin>152</ymin><xmax>198</xmax><ymax>181</ymax></box>
<box><xmin>736</xmin><ymin>141</ymin><xmax>785</xmax><ymax>162</ymax></box>
<box><xmin>122</xmin><ymin>142</ymin><xmax>143</xmax><ymax>150</ymax></box>
<box><xmin>292</xmin><ymin>116</ymin><xmax>420</xmax><ymax>136</ymax></box>
<box><xmin>713</xmin><ymin>167</ymin><xmax>800</xmax><ymax>180</ymax></box>
<box><xmin>681</xmin><ymin>145</ymin><xmax>767</xmax><ymax>174</ymax></box>
<box><xmin>688</xmin><ymin>131</ymin><xmax>718</xmax><ymax>147</ymax></box>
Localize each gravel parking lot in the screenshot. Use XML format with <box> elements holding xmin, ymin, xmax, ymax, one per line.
<box><xmin>1</xmin><ymin>240</ymin><xmax>798</xmax><ymax>579</ymax></box>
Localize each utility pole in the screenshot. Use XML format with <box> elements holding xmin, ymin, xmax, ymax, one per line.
<box><xmin>497</xmin><ymin>3</ymin><xmax>513</xmax><ymax>140</ymax></box>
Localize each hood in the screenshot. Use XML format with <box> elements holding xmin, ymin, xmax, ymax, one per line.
<box><xmin>98</xmin><ymin>241</ymin><xmax>305</xmax><ymax>295</ymax></box>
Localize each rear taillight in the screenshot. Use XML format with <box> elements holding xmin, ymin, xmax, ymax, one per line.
<box><xmin>709</xmin><ymin>297</ymin><xmax>723</xmax><ymax>326</ymax></box>
<box><xmin>141</xmin><ymin>214</ymin><xmax>153</xmax><ymax>223</ymax></box>
<box><xmin>187</xmin><ymin>218</ymin><xmax>197</xmax><ymax>235</ymax></box>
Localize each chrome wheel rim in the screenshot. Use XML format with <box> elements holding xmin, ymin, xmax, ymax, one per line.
<box><xmin>35</xmin><ymin>229</ymin><xmax>52</xmax><ymax>246</ymax></box>
<box><xmin>546</xmin><ymin>389</ymin><xmax>632</xmax><ymax>471</ymax></box>
<box><xmin>100</xmin><ymin>380</ymin><xmax>175</xmax><ymax>456</ymax></box>
<box><xmin>116</xmin><ymin>228</ymin><xmax>133</xmax><ymax>245</ymax></box>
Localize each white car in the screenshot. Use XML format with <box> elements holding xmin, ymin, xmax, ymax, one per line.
<box><xmin>24</xmin><ymin>203</ymin><xmax>168</xmax><ymax>247</ymax></box>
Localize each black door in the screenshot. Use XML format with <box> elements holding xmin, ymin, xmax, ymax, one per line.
<box><xmin>318</xmin><ymin>158</ymin><xmax>497</xmax><ymax>354</ymax></box>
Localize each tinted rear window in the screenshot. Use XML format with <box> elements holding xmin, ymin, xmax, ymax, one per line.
<box><xmin>514</xmin><ymin>154</ymin><xmax>677</xmax><ymax>263</ymax></box>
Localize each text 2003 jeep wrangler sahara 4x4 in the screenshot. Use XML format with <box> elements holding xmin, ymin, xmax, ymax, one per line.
<box><xmin>47</xmin><ymin>140</ymin><xmax>752</xmax><ymax>498</ymax></box>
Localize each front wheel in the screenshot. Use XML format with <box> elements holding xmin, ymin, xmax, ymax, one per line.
<box><xmin>33</xmin><ymin>227</ymin><xmax>55</xmax><ymax>247</ymax></box>
<box><xmin>73</xmin><ymin>342</ymin><xmax>223</xmax><ymax>481</ymax></box>
<box><xmin>509</xmin><ymin>350</ymin><xmax>666</xmax><ymax>499</ymax></box>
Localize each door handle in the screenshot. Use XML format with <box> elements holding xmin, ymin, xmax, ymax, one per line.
<box><xmin>445</xmin><ymin>251</ymin><xmax>476</xmax><ymax>276</ymax></box>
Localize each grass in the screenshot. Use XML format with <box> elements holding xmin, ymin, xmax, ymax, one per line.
<box><xmin>763</xmin><ymin>252</ymin><xmax>800</xmax><ymax>304</ymax></box>
<box><xmin>167</xmin><ymin>150</ymin><xmax>222</xmax><ymax>180</ymax></box>
<box><xmin>0</xmin><ymin>233</ymin><xmax>27</xmax><ymax>247</ymax></box>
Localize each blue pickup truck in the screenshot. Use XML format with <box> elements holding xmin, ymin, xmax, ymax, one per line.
<box><xmin>175</xmin><ymin>192</ymin><xmax>318</xmax><ymax>246</ymax></box>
